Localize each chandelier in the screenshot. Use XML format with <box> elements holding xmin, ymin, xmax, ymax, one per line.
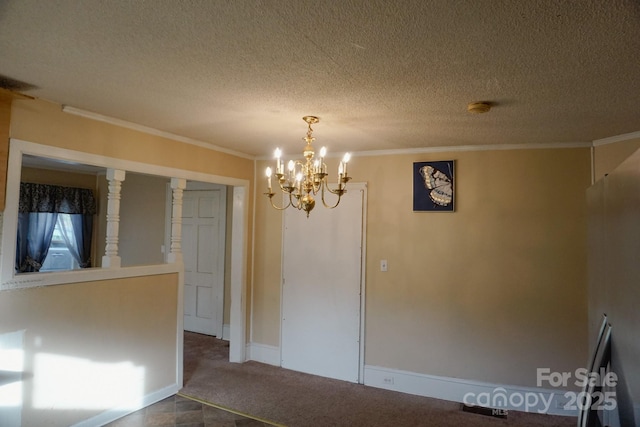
<box><xmin>265</xmin><ymin>116</ymin><xmax>351</xmax><ymax>217</ymax></box>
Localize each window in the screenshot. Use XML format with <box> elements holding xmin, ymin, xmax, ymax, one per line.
<box><xmin>40</xmin><ymin>215</ymin><xmax>81</xmax><ymax>272</ymax></box>
<box><xmin>16</xmin><ymin>183</ymin><xmax>95</xmax><ymax>273</ymax></box>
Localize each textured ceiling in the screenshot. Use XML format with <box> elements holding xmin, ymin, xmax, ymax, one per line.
<box><xmin>0</xmin><ymin>0</ymin><xmax>639</xmax><ymax>157</ymax></box>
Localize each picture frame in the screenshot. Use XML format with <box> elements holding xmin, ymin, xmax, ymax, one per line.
<box><xmin>413</xmin><ymin>160</ymin><xmax>455</xmax><ymax>212</ymax></box>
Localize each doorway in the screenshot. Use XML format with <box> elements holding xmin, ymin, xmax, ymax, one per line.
<box><xmin>168</xmin><ymin>181</ymin><xmax>247</xmax><ymax>371</ymax></box>
<box><xmin>181</xmin><ymin>186</ymin><xmax>226</xmax><ymax>338</ymax></box>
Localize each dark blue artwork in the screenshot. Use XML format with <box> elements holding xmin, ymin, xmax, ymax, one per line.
<box><xmin>413</xmin><ymin>161</ymin><xmax>455</xmax><ymax>212</ymax></box>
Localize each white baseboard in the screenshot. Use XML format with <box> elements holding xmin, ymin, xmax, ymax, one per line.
<box><xmin>245</xmin><ymin>342</ymin><xmax>280</xmax><ymax>366</ymax></box>
<box><xmin>222</xmin><ymin>323</ymin><xmax>230</xmax><ymax>341</ymax></box>
<box><xmin>71</xmin><ymin>383</ymin><xmax>179</xmax><ymax>427</ymax></box>
<box><xmin>364</xmin><ymin>365</ymin><xmax>577</xmax><ymax>417</ymax></box>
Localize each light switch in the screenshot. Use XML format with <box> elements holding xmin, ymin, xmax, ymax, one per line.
<box><xmin>380</xmin><ymin>259</ymin><xmax>388</xmax><ymax>272</ymax></box>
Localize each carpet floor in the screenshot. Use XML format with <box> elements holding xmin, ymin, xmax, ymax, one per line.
<box><xmin>181</xmin><ymin>332</ymin><xmax>576</xmax><ymax>427</ymax></box>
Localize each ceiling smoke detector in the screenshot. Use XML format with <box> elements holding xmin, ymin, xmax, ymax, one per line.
<box><xmin>467</xmin><ymin>102</ymin><xmax>492</xmax><ymax>114</ymax></box>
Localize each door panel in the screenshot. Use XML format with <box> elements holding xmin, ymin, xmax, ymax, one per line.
<box><xmin>197</xmin><ymin>225</ymin><xmax>215</xmax><ymax>274</ymax></box>
<box><xmin>184</xmin><ymin>282</ymin><xmax>196</xmax><ymax>317</ymax></box>
<box><xmin>196</xmin><ymin>284</ymin><xmax>213</xmax><ymax>318</ymax></box>
<box><xmin>198</xmin><ymin>196</ymin><xmax>219</xmax><ymax>217</ymax></box>
<box><xmin>183</xmin><ymin>197</ymin><xmax>195</xmax><ymax>218</ymax></box>
<box><xmin>281</xmin><ymin>185</ymin><xmax>364</xmax><ymax>383</ymax></box>
<box><xmin>182</xmin><ymin>224</ymin><xmax>196</xmax><ymax>268</ymax></box>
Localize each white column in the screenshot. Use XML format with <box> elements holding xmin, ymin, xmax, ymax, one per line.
<box><xmin>102</xmin><ymin>169</ymin><xmax>126</xmax><ymax>268</ymax></box>
<box><xmin>168</xmin><ymin>178</ymin><xmax>187</xmax><ymax>263</ymax></box>
<box><xmin>229</xmin><ymin>186</ymin><xmax>246</xmax><ymax>363</ymax></box>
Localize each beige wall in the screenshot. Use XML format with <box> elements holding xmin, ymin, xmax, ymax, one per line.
<box><xmin>254</xmin><ymin>147</ymin><xmax>591</xmax><ymax>387</ymax></box>
<box><xmin>20</xmin><ymin>166</ymin><xmax>97</xmax><ymax>189</ymax></box>
<box><xmin>0</xmin><ymin>91</ymin><xmax>13</xmax><ymax>211</ymax></box>
<box><xmin>0</xmin><ymin>273</ymin><xmax>179</xmax><ymax>427</ymax></box>
<box><xmin>10</xmin><ymin>99</ymin><xmax>252</xmax><ymax>181</ymax></box>
<box><xmin>117</xmin><ymin>173</ymin><xmax>169</xmax><ymax>267</ymax></box>
<box><xmin>587</xmin><ymin>151</ymin><xmax>640</xmax><ymax>425</ymax></box>
<box><xmin>252</xmin><ymin>170</ymin><xmax>286</xmax><ymax>345</ymax></box>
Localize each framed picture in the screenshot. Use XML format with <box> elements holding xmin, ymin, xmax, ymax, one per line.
<box><xmin>413</xmin><ymin>160</ymin><xmax>455</xmax><ymax>212</ymax></box>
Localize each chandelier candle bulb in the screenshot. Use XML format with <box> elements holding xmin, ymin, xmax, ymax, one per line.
<box><xmin>274</xmin><ymin>148</ymin><xmax>282</xmax><ymax>174</ymax></box>
<box><xmin>264</xmin><ymin>115</ymin><xmax>353</xmax><ymax>217</ymax></box>
<box><xmin>320</xmin><ymin>147</ymin><xmax>327</xmax><ymax>173</ymax></box>
<box><xmin>266</xmin><ymin>167</ymin><xmax>272</xmax><ymax>191</ymax></box>
<box><xmin>288</xmin><ymin>160</ymin><xmax>295</xmax><ymax>182</ymax></box>
<box><xmin>342</xmin><ymin>152</ymin><xmax>351</xmax><ymax>176</ymax></box>
<box><xmin>295</xmin><ymin>173</ymin><xmax>301</xmax><ymax>193</ymax></box>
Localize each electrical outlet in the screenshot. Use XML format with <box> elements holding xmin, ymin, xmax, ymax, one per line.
<box><xmin>383</xmin><ymin>376</ymin><xmax>394</xmax><ymax>385</ymax></box>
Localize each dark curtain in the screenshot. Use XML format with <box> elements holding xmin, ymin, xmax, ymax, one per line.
<box><xmin>16</xmin><ymin>183</ymin><xmax>96</xmax><ymax>273</ymax></box>
<box><xmin>70</xmin><ymin>214</ymin><xmax>93</xmax><ymax>268</ymax></box>
<box><xmin>16</xmin><ymin>213</ymin><xmax>29</xmax><ymax>272</ymax></box>
<box><xmin>19</xmin><ymin>183</ymin><xmax>96</xmax><ymax>214</ymax></box>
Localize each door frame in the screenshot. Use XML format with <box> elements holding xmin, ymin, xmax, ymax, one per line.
<box><xmin>165</xmin><ymin>182</ymin><xmax>246</xmax><ymax>364</ymax></box>
<box><xmin>165</xmin><ymin>183</ymin><xmax>227</xmax><ymax>339</ymax></box>
<box><xmin>179</xmin><ymin>184</ymin><xmax>227</xmax><ymax>338</ymax></box>
<box><xmin>169</xmin><ymin>182</ymin><xmax>247</xmax><ymax>368</ymax></box>
<box><xmin>279</xmin><ymin>182</ymin><xmax>368</xmax><ymax>383</ymax></box>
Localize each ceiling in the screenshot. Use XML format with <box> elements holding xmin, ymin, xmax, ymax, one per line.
<box><xmin>1</xmin><ymin>0</ymin><xmax>639</xmax><ymax>158</ymax></box>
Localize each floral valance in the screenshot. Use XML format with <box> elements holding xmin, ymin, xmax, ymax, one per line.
<box><xmin>19</xmin><ymin>182</ymin><xmax>96</xmax><ymax>215</ymax></box>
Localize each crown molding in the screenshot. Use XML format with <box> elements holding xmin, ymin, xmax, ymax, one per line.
<box><xmin>62</xmin><ymin>103</ymin><xmax>630</xmax><ymax>159</ymax></box>
<box><xmin>350</xmin><ymin>141</ymin><xmax>592</xmax><ymax>158</ymax></box>
<box><xmin>61</xmin><ymin>105</ymin><xmax>254</xmax><ymax>160</ymax></box>
<box><xmin>592</xmin><ymin>130</ymin><xmax>640</xmax><ymax>147</ymax></box>
<box><xmin>255</xmin><ymin>142</ymin><xmax>592</xmax><ymax>160</ymax></box>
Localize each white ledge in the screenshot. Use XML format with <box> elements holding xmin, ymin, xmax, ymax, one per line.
<box><xmin>1</xmin><ymin>263</ymin><xmax>182</xmax><ymax>291</ymax></box>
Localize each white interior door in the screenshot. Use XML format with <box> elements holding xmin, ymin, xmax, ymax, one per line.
<box><xmin>182</xmin><ymin>189</ymin><xmax>226</xmax><ymax>337</ymax></box>
<box><xmin>281</xmin><ymin>184</ymin><xmax>365</xmax><ymax>383</ymax></box>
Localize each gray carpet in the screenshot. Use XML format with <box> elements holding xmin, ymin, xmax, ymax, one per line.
<box><xmin>181</xmin><ymin>332</ymin><xmax>575</xmax><ymax>427</ymax></box>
